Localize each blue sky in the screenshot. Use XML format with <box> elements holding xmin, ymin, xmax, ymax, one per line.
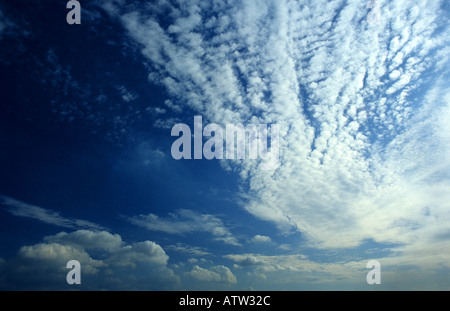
<box><xmin>0</xmin><ymin>0</ymin><xmax>449</xmax><ymax>290</ymax></box>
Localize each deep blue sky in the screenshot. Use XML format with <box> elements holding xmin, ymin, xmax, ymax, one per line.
<box><xmin>0</xmin><ymin>0</ymin><xmax>449</xmax><ymax>290</ymax></box>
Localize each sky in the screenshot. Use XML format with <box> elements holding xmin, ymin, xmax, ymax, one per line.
<box><xmin>0</xmin><ymin>0</ymin><xmax>449</xmax><ymax>290</ymax></box>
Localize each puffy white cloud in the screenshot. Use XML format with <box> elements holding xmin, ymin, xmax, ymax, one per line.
<box><xmin>109</xmin><ymin>241</ymin><xmax>169</xmax><ymax>267</ymax></box>
<box><xmin>0</xmin><ymin>230</ymin><xmax>179</xmax><ymax>290</ymax></box>
<box><xmin>186</xmin><ymin>265</ymin><xmax>237</xmax><ymax>284</ymax></box>
<box><xmin>43</xmin><ymin>230</ymin><xmax>123</xmax><ymax>252</ymax></box>
<box><xmin>18</xmin><ymin>242</ymin><xmax>105</xmax><ymax>275</ymax></box>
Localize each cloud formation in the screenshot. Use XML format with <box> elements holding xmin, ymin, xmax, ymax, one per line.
<box><xmin>186</xmin><ymin>265</ymin><xmax>237</xmax><ymax>284</ymax></box>
<box><xmin>2</xmin><ymin>0</ymin><xmax>448</xmax><ymax>290</ymax></box>
<box><xmin>1</xmin><ymin>195</ymin><xmax>108</xmax><ymax>231</ymax></box>
<box><xmin>251</xmin><ymin>235</ymin><xmax>272</xmax><ymax>243</ymax></box>
<box><xmin>103</xmin><ymin>0</ymin><xmax>450</xmax><ymax>260</ymax></box>
<box><xmin>0</xmin><ymin>230</ymin><xmax>178</xmax><ymax>290</ymax></box>
<box><xmin>165</xmin><ymin>243</ymin><xmax>211</xmax><ymax>257</ymax></box>
<box><xmin>127</xmin><ymin>209</ymin><xmax>241</xmax><ymax>246</ymax></box>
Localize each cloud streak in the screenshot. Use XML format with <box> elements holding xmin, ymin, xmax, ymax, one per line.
<box><xmin>127</xmin><ymin>209</ymin><xmax>241</xmax><ymax>246</ymax></box>
<box><xmin>1</xmin><ymin>195</ymin><xmax>108</xmax><ymax>231</ymax></box>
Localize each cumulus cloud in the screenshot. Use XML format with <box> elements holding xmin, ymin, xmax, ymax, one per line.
<box><xmin>1</xmin><ymin>195</ymin><xmax>108</xmax><ymax>231</ymax></box>
<box><xmin>102</xmin><ymin>0</ymin><xmax>450</xmax><ymax>266</ymax></box>
<box><xmin>127</xmin><ymin>209</ymin><xmax>241</xmax><ymax>246</ymax></box>
<box><xmin>18</xmin><ymin>242</ymin><xmax>105</xmax><ymax>275</ymax></box>
<box><xmin>43</xmin><ymin>230</ymin><xmax>123</xmax><ymax>252</ymax></box>
<box><xmin>185</xmin><ymin>265</ymin><xmax>237</xmax><ymax>284</ymax></box>
<box><xmin>0</xmin><ymin>230</ymin><xmax>179</xmax><ymax>290</ymax></box>
<box><xmin>109</xmin><ymin>240</ymin><xmax>169</xmax><ymax>267</ymax></box>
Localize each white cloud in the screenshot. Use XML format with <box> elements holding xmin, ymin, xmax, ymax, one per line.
<box><xmin>1</xmin><ymin>195</ymin><xmax>107</xmax><ymax>231</ymax></box>
<box><xmin>186</xmin><ymin>265</ymin><xmax>237</xmax><ymax>284</ymax></box>
<box><xmin>109</xmin><ymin>240</ymin><xmax>169</xmax><ymax>267</ymax></box>
<box><xmin>146</xmin><ymin>106</ymin><xmax>167</xmax><ymax>114</ymax></box>
<box><xmin>224</xmin><ymin>252</ymin><xmax>390</xmax><ymax>289</ymax></box>
<box><xmin>225</xmin><ymin>238</ymin><xmax>450</xmax><ymax>289</ymax></box>
<box><xmin>43</xmin><ymin>230</ymin><xmax>123</xmax><ymax>252</ymax></box>
<box><xmin>164</xmin><ymin>99</ymin><xmax>183</xmax><ymax>113</ymax></box>
<box><xmin>118</xmin><ymin>85</ymin><xmax>138</xmax><ymax>102</ymax></box>
<box><xmin>18</xmin><ymin>242</ymin><xmax>105</xmax><ymax>275</ymax></box>
<box><xmin>251</xmin><ymin>235</ymin><xmax>271</xmax><ymax>243</ymax></box>
<box><xmin>277</xmin><ymin>244</ymin><xmax>291</xmax><ymax>251</ymax></box>
<box><xmin>127</xmin><ymin>209</ymin><xmax>241</xmax><ymax>246</ymax></box>
<box><xmin>0</xmin><ymin>230</ymin><xmax>179</xmax><ymax>290</ymax></box>
<box><xmin>165</xmin><ymin>243</ymin><xmax>211</xmax><ymax>257</ymax></box>
<box><xmin>225</xmin><ymin>252</ymin><xmax>357</xmax><ymax>280</ymax></box>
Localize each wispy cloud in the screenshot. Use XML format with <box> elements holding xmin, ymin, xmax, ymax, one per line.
<box><xmin>1</xmin><ymin>195</ymin><xmax>107</xmax><ymax>231</ymax></box>
<box><xmin>165</xmin><ymin>243</ymin><xmax>211</xmax><ymax>257</ymax></box>
<box><xmin>127</xmin><ymin>209</ymin><xmax>241</xmax><ymax>246</ymax></box>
